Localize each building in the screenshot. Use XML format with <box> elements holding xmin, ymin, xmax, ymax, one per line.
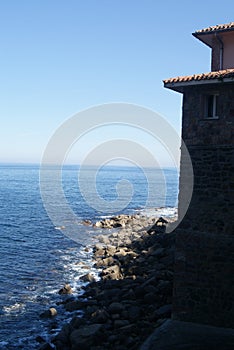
<box><xmin>164</xmin><ymin>23</ymin><xmax>234</xmax><ymax>327</ymax></box>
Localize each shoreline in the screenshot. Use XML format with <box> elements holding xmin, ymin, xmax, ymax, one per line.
<box><xmin>39</xmin><ymin>212</ymin><xmax>177</xmax><ymax>350</ymax></box>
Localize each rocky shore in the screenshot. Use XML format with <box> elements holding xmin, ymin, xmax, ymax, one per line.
<box><xmin>39</xmin><ymin>213</ymin><xmax>177</xmax><ymax>350</ymax></box>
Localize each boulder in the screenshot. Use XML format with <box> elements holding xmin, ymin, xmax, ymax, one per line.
<box><xmin>79</xmin><ymin>273</ymin><xmax>96</xmax><ymax>283</ymax></box>
<box><xmin>58</xmin><ymin>284</ymin><xmax>73</xmax><ymax>295</ymax></box>
<box><xmin>93</xmin><ymin>243</ymin><xmax>105</xmax><ymax>257</ymax></box>
<box><xmin>108</xmin><ymin>302</ymin><xmax>125</xmax><ymax>314</ymax></box>
<box><xmin>105</xmin><ymin>245</ymin><xmax>117</xmax><ymax>256</ymax></box>
<box><xmin>91</xmin><ymin>308</ymin><xmax>109</xmax><ymax>323</ymax></box>
<box><xmin>102</xmin><ymin>265</ymin><xmax>122</xmax><ymax>280</ymax></box>
<box><xmin>114</xmin><ymin>319</ymin><xmax>130</xmax><ymax>328</ymax></box>
<box><xmin>40</xmin><ymin>307</ymin><xmax>57</xmax><ymax>318</ymax></box>
<box><xmin>93</xmin><ymin>221</ymin><xmax>103</xmax><ymax>228</ymax></box>
<box><xmin>81</xmin><ymin>220</ymin><xmax>92</xmax><ymax>226</ymax></box>
<box><xmin>53</xmin><ymin>323</ymin><xmax>76</xmax><ymax>349</ymax></box>
<box><xmin>147</xmin><ymin>217</ymin><xmax>168</xmax><ymax>234</ymax></box>
<box><xmin>154</xmin><ymin>304</ymin><xmax>172</xmax><ymax>318</ymax></box>
<box><xmin>64</xmin><ymin>300</ymin><xmax>84</xmax><ymax>312</ymax></box>
<box><xmin>151</xmin><ymin>247</ymin><xmax>165</xmax><ymax>257</ymax></box>
<box><xmin>97</xmin><ymin>235</ymin><xmax>110</xmax><ymax>245</ymax></box>
<box><xmin>100</xmin><ymin>256</ymin><xmax>115</xmax><ymax>267</ymax></box>
<box><xmin>70</xmin><ymin>324</ymin><xmax>102</xmax><ymax>349</ymax></box>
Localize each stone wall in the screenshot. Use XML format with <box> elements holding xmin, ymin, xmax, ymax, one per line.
<box><xmin>173</xmin><ymin>81</ymin><xmax>234</xmax><ymax>327</ymax></box>
<box><xmin>182</xmin><ymin>84</ymin><xmax>234</xmax><ymax>146</ymax></box>
<box><xmin>173</xmin><ymin>230</ymin><xmax>234</xmax><ymax>328</ymax></box>
<box><xmin>179</xmin><ymin>83</ymin><xmax>234</xmax><ymax>234</ymax></box>
<box><xmin>179</xmin><ymin>144</ymin><xmax>234</xmax><ymax>234</ymax></box>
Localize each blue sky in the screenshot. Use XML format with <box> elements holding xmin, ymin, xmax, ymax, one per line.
<box><xmin>0</xmin><ymin>0</ymin><xmax>233</xmax><ymax>165</ymax></box>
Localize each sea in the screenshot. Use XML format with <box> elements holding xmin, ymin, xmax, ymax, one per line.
<box><xmin>0</xmin><ymin>164</ymin><xmax>179</xmax><ymax>349</ymax></box>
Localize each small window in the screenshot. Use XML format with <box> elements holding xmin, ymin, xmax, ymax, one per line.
<box><xmin>204</xmin><ymin>94</ymin><xmax>219</xmax><ymax>119</ymax></box>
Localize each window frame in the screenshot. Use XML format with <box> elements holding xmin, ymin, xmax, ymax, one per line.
<box><xmin>203</xmin><ymin>93</ymin><xmax>219</xmax><ymax>119</ymax></box>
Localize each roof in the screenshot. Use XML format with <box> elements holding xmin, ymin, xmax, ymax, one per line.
<box><xmin>163</xmin><ymin>69</ymin><xmax>234</xmax><ymax>92</ymax></box>
<box><xmin>194</xmin><ymin>22</ymin><xmax>234</xmax><ymax>34</ymax></box>
<box><xmin>193</xmin><ymin>22</ymin><xmax>234</xmax><ymax>47</ymax></box>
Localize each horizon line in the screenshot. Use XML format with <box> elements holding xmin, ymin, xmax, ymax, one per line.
<box><xmin>0</xmin><ymin>161</ymin><xmax>178</xmax><ymax>170</ymax></box>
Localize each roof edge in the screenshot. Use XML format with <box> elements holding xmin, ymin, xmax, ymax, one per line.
<box><xmin>193</xmin><ymin>22</ymin><xmax>234</xmax><ymax>35</ymax></box>
<box><xmin>193</xmin><ymin>27</ymin><xmax>234</xmax><ymax>37</ymax></box>
<box><xmin>164</xmin><ymin>76</ymin><xmax>234</xmax><ymax>93</ymax></box>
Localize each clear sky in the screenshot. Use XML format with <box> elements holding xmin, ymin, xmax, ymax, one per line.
<box><xmin>0</xmin><ymin>0</ymin><xmax>233</xmax><ymax>165</ymax></box>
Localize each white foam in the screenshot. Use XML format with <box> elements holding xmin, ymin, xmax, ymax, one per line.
<box><xmin>3</xmin><ymin>302</ymin><xmax>26</xmax><ymax>314</ymax></box>
<box><xmin>140</xmin><ymin>207</ymin><xmax>178</xmax><ymax>218</ymax></box>
<box><xmin>54</xmin><ymin>226</ymin><xmax>65</xmax><ymax>230</ymax></box>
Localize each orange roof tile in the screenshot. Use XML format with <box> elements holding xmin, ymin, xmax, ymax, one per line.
<box><xmin>195</xmin><ymin>22</ymin><xmax>234</xmax><ymax>34</ymax></box>
<box><xmin>163</xmin><ymin>69</ymin><xmax>234</xmax><ymax>85</ymax></box>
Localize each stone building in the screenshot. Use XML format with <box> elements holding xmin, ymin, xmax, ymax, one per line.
<box><xmin>164</xmin><ymin>23</ymin><xmax>234</xmax><ymax>327</ymax></box>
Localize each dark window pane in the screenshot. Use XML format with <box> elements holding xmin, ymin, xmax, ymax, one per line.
<box><xmin>207</xmin><ymin>95</ymin><xmax>214</xmax><ymax>118</ymax></box>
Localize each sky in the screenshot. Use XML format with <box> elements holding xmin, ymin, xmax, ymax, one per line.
<box><xmin>0</xmin><ymin>0</ymin><xmax>233</xmax><ymax>166</ymax></box>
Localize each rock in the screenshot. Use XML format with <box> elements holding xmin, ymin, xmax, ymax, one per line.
<box><xmin>70</xmin><ymin>324</ymin><xmax>102</xmax><ymax>349</ymax></box>
<box><xmin>102</xmin><ymin>265</ymin><xmax>122</xmax><ymax>280</ymax></box>
<box><xmin>147</xmin><ymin>217</ymin><xmax>168</xmax><ymax>234</ymax></box>
<box><xmin>151</xmin><ymin>247</ymin><xmax>165</xmax><ymax>257</ymax></box>
<box><xmin>99</xmin><ymin>256</ymin><xmax>115</xmax><ymax>267</ymax></box>
<box><xmin>58</xmin><ymin>284</ymin><xmax>73</xmax><ymax>295</ymax></box>
<box><xmin>154</xmin><ymin>304</ymin><xmax>172</xmax><ymax>318</ymax></box>
<box><xmin>94</xmin><ymin>242</ymin><xmax>105</xmax><ymax>250</ymax></box>
<box><xmin>105</xmin><ymin>245</ymin><xmax>117</xmax><ymax>256</ymax></box>
<box><xmin>81</xmin><ymin>220</ymin><xmax>92</xmax><ymax>226</ymax></box>
<box><xmin>122</xmin><ymin>288</ymin><xmax>136</xmax><ymax>300</ymax></box>
<box><xmin>94</xmin><ymin>250</ymin><xmax>105</xmax><ymax>258</ymax></box>
<box><xmin>64</xmin><ymin>300</ymin><xmax>84</xmax><ymax>312</ymax></box>
<box><xmin>70</xmin><ymin>316</ymin><xmax>86</xmax><ymax>329</ymax></box>
<box><xmin>98</xmin><ymin>235</ymin><xmax>110</xmax><ymax>245</ymax></box>
<box><xmin>108</xmin><ymin>302</ymin><xmax>125</xmax><ymax>314</ymax></box>
<box><xmin>93</xmin><ymin>221</ymin><xmax>103</xmax><ymax>228</ymax></box>
<box><xmin>110</xmin><ymin>232</ymin><xmax>118</xmax><ymax>238</ymax></box>
<box><xmin>143</xmin><ymin>292</ymin><xmax>158</xmax><ymax>304</ymax></box>
<box><xmin>114</xmin><ymin>219</ymin><xmax>126</xmax><ymax>228</ymax></box>
<box><xmin>40</xmin><ymin>307</ymin><xmax>57</xmax><ymax>318</ymax></box>
<box><xmin>114</xmin><ymin>248</ymin><xmax>128</xmax><ymax>257</ymax></box>
<box><xmin>114</xmin><ymin>319</ymin><xmax>130</xmax><ymax>328</ymax></box>
<box><xmin>157</xmin><ymin>217</ymin><xmax>168</xmax><ymax>224</ymax></box>
<box><xmin>51</xmin><ymin>211</ymin><xmax>176</xmax><ymax>350</ymax></box>
<box><xmin>123</xmin><ymin>238</ymin><xmax>132</xmax><ymax>245</ymax></box>
<box><xmin>49</xmin><ymin>307</ymin><xmax>57</xmax><ymax>316</ymax></box>
<box><xmin>96</xmin><ymin>287</ymin><xmax>122</xmax><ymax>302</ymax></box>
<box><xmin>93</xmin><ymin>243</ymin><xmax>105</xmax><ymax>257</ymax></box>
<box><xmin>157</xmin><ymin>280</ymin><xmax>172</xmax><ymax>293</ymax></box>
<box><xmin>75</xmin><ymin>261</ymin><xmax>90</xmax><ymax>269</ymax></box>
<box><xmin>135</xmin><ymin>286</ymin><xmax>145</xmax><ymax>298</ymax></box>
<box><xmin>53</xmin><ymin>323</ymin><xmax>73</xmax><ymax>348</ymax></box>
<box><xmin>79</xmin><ymin>273</ymin><xmax>96</xmax><ymax>283</ymax></box>
<box><xmin>91</xmin><ymin>308</ymin><xmax>109</xmax><ymax>323</ymax></box>
<box><xmin>107</xmin><ymin>334</ymin><xmax>119</xmax><ymax>343</ymax></box>
<box><xmin>112</xmin><ymin>222</ymin><xmax>122</xmax><ymax>228</ymax></box>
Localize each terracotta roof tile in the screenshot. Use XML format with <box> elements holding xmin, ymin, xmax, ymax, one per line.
<box><xmin>163</xmin><ymin>69</ymin><xmax>234</xmax><ymax>85</ymax></box>
<box><xmin>195</xmin><ymin>22</ymin><xmax>234</xmax><ymax>34</ymax></box>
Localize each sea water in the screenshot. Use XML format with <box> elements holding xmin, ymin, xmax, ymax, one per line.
<box><xmin>0</xmin><ymin>164</ymin><xmax>178</xmax><ymax>349</ymax></box>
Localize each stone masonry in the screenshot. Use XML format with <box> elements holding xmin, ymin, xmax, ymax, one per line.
<box><xmin>173</xmin><ymin>83</ymin><xmax>234</xmax><ymax>327</ymax></box>
<box><xmin>164</xmin><ymin>23</ymin><xmax>234</xmax><ymax>328</ymax></box>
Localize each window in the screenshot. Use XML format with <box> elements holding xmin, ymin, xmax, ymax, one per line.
<box><xmin>204</xmin><ymin>94</ymin><xmax>219</xmax><ymax>119</ymax></box>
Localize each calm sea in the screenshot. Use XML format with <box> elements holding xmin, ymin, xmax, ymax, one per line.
<box><xmin>0</xmin><ymin>164</ymin><xmax>178</xmax><ymax>349</ymax></box>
